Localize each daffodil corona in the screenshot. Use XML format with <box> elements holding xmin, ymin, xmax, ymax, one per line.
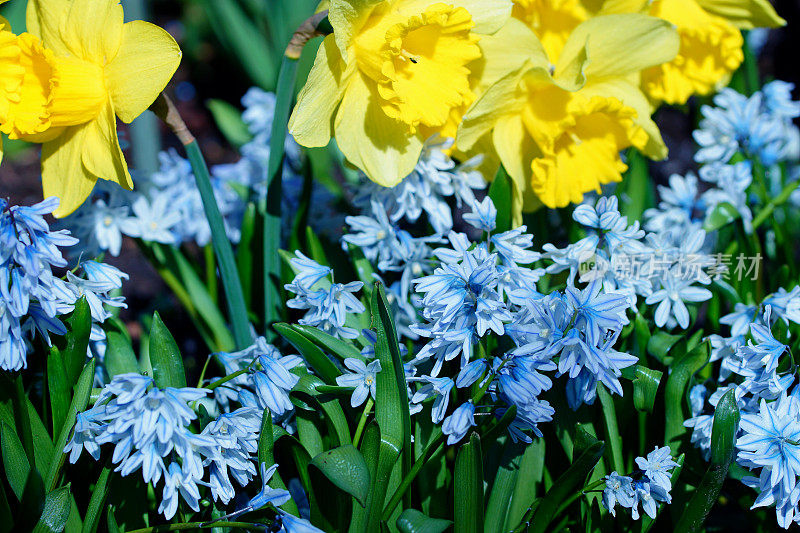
<box><xmin>289</xmin><ymin>0</ymin><xmax>513</xmax><ymax>187</ymax></box>
<box><xmin>458</xmin><ymin>15</ymin><xmax>679</xmax><ymax>212</ymax></box>
<box><xmin>1</xmin><ymin>0</ymin><xmax>182</xmax><ymax>217</ymax></box>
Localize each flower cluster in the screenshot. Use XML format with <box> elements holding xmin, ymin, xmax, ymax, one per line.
<box><xmin>602</xmin><ymin>446</ymin><xmax>680</xmax><ymax>520</ymax></box>
<box><xmin>0</xmin><ymin>197</ymin><xmax>127</xmax><ymax>371</ymax></box>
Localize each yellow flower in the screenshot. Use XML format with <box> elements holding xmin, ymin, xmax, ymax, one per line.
<box><xmin>288</xmin><ymin>0</ymin><xmax>512</xmax><ymax>187</ymax></box>
<box><xmin>510</xmin><ymin>0</ymin><xmax>588</xmax><ymax>60</ymax></box>
<box><xmin>458</xmin><ymin>15</ymin><xmax>678</xmax><ymax>211</ymax></box>
<box><xmin>17</xmin><ymin>0</ymin><xmax>182</xmax><ymax>217</ymax></box>
<box><xmin>0</xmin><ymin>17</ymin><xmax>24</xmax><ymax>164</ymax></box>
<box><xmin>641</xmin><ymin>0</ymin><xmax>784</xmax><ymax>104</ymax></box>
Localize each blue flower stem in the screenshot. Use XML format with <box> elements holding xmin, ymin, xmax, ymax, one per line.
<box><xmin>207</xmin><ymin>368</ymin><xmax>250</xmax><ymax>390</ymax></box>
<box><xmin>597</xmin><ymin>385</ymin><xmax>624</xmax><ymax>474</ymax></box>
<box><xmin>352</xmin><ymin>397</ymin><xmax>374</xmax><ymax>448</ymax></box>
<box><xmin>150</xmin><ymin>93</ymin><xmax>252</xmax><ymax>351</ymax></box>
<box><xmin>263</xmin><ymin>11</ymin><xmax>332</xmax><ymax>339</ymax></box>
<box><xmin>126</xmin><ymin>521</ymin><xmax>269</xmax><ymax>533</ymax></box>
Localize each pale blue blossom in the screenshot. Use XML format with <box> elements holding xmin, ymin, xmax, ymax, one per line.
<box><xmin>463</xmin><ymin>196</ymin><xmax>497</xmax><ymax>232</ymax></box>
<box><xmin>336</xmin><ymin>358</ymin><xmax>382</xmax><ymax>407</ymax></box>
<box><xmin>442</xmin><ymin>401</ymin><xmax>476</xmax><ymax>445</ymax></box>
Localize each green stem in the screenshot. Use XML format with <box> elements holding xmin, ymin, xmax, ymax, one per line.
<box><xmin>352</xmin><ymin>398</ymin><xmax>374</xmax><ymax>448</ymax></box>
<box><xmin>263</xmin><ymin>56</ymin><xmax>298</xmax><ymax>339</ymax></box>
<box><xmin>184</xmin><ymin>141</ymin><xmax>252</xmax><ymax>350</ymax></box>
<box><xmin>207</xmin><ymin>368</ymin><xmax>249</xmax><ymax>390</ymax></box>
<box><xmin>126</xmin><ymin>521</ymin><xmax>267</xmax><ymax>533</ymax></box>
<box><xmin>12</xmin><ymin>376</ymin><xmax>35</xmax><ymax>472</ymax></box>
<box><xmin>196</xmin><ymin>355</ymin><xmax>213</xmax><ymax>389</ymax></box>
<box><xmin>752</xmin><ymin>179</ymin><xmax>799</xmax><ymax>230</ymax></box>
<box><xmin>597</xmin><ymin>385</ymin><xmax>624</xmax><ymax>474</ymax></box>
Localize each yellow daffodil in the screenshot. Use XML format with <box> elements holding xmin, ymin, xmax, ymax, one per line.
<box><xmin>11</xmin><ymin>0</ymin><xmax>182</xmax><ymax>217</ymax></box>
<box><xmin>458</xmin><ymin>15</ymin><xmax>679</xmax><ymax>213</ymax></box>
<box><xmin>509</xmin><ymin>0</ymin><xmax>784</xmax><ymax>105</ymax></box>
<box><xmin>288</xmin><ymin>0</ymin><xmax>512</xmax><ymax>187</ymax></box>
<box><xmin>0</xmin><ymin>16</ymin><xmax>23</xmax><ymax>164</ymax></box>
<box><xmin>641</xmin><ymin>0</ymin><xmax>784</xmax><ymax>104</ymax></box>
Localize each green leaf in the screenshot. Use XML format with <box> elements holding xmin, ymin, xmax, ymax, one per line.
<box><xmin>45</xmin><ymin>360</ymin><xmax>95</xmax><ymax>493</ymax></box>
<box><xmin>81</xmin><ymin>467</ymin><xmax>111</xmax><ymax>533</ymax></box>
<box><xmin>633</xmin><ymin>367</ymin><xmax>663</xmax><ymax>413</ymax></box>
<box><xmin>504</xmin><ymin>438</ymin><xmax>545</xmax><ymax>532</ymax></box>
<box><xmin>597</xmin><ymin>385</ymin><xmax>624</xmax><ymax>473</ymax></box>
<box><xmin>293</xmin><ymin>325</ymin><xmax>364</xmax><ymax>361</ymax></box>
<box><xmin>1</xmin><ymin>420</ymin><xmax>30</xmax><ymax>500</ymax></box>
<box><xmin>633</xmin><ymin>313</ymin><xmax>651</xmax><ymax>359</ymax></box>
<box><xmin>647</xmin><ymin>331</ymin><xmax>684</xmax><ymax>363</ymax></box>
<box><xmin>47</xmin><ymin>347</ymin><xmax>70</xmax><ymax>441</ymax></box>
<box><xmin>0</xmin><ymin>483</ymin><xmax>12</xmax><ymax>532</ymax></box>
<box><xmin>665</xmin><ymin>341</ymin><xmax>710</xmax><ymax>454</ymax></box>
<box><xmin>527</xmin><ymin>441</ymin><xmax>605</xmax><ymax>533</ymax></box>
<box><xmin>311</xmin><ymin>445</ymin><xmax>371</xmax><ymax>507</ymax></box>
<box><xmin>489</xmin><ymin>167</ymin><xmax>513</xmax><ymax>233</ymax></box>
<box><xmin>148</xmin><ymin>313</ymin><xmax>187</xmax><ymax>389</ymax></box>
<box><xmin>206</xmin><ymin>98</ymin><xmax>253</xmax><ymax>148</ymax></box>
<box><xmin>63</xmin><ymin>297</ymin><xmax>92</xmax><ymax>385</ymax></box>
<box><xmin>256</xmin><ymin>409</ymin><xmax>298</xmax><ymax>515</ymax></box>
<box><xmin>455</xmin><ymin>432</ymin><xmax>484</xmax><ymax>533</ymax></box>
<box><xmin>397</xmin><ymin>509</ymin><xmax>452</xmax><ymax>533</ymax></box>
<box><xmin>703</xmin><ymin>201</ymin><xmax>740</xmax><ymax>232</ymax></box>
<box><xmin>275</xmin><ymin>323</ymin><xmax>340</xmax><ymax>385</ymax></box>
<box><xmin>104</xmin><ymin>332</ymin><xmax>139</xmax><ymax>378</ymax></box>
<box><xmin>485</xmin><ymin>440</ymin><xmax>525</xmax><ymax>533</ymax></box>
<box><xmin>617</xmin><ymin>148</ymin><xmax>654</xmax><ymax>221</ymax></box>
<box><xmin>292</xmin><ymin>374</ymin><xmax>352</xmax><ymax>446</ymax></box>
<box><xmin>350</xmin><ymin>423</ymin><xmax>381</xmax><ymax>533</ymax></box>
<box><xmin>305</xmin><ymin>226</ymin><xmax>330</xmax><ymax>266</ymax></box>
<box><xmin>32</xmin><ymin>485</ymin><xmax>71</xmax><ymax>533</ymax></box>
<box><xmin>370</xmin><ymin>282</ymin><xmax>413</xmax><ymax>528</ymax></box>
<box><xmin>675</xmin><ymin>390</ymin><xmax>739</xmax><ymax>533</ymax></box>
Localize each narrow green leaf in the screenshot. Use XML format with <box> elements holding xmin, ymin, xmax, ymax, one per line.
<box><xmin>397</xmin><ymin>509</ymin><xmax>452</xmax><ymax>533</ymax></box>
<box><xmin>675</xmin><ymin>390</ymin><xmax>739</xmax><ymax>533</ymax></box>
<box><xmin>633</xmin><ymin>313</ymin><xmax>651</xmax><ymax>359</ymax></box>
<box><xmin>485</xmin><ymin>440</ymin><xmax>525</xmax><ymax>533</ymax></box>
<box><xmin>504</xmin><ymin>438</ymin><xmax>545</xmax><ymax>532</ymax></box>
<box><xmin>81</xmin><ymin>467</ymin><xmax>111</xmax><ymax>533</ymax></box>
<box><xmin>455</xmin><ymin>433</ymin><xmax>484</xmax><ymax>533</ymax></box>
<box><xmin>349</xmin><ymin>423</ymin><xmax>380</xmax><ymax>533</ymax></box>
<box><xmin>264</xmin><ymin>56</ymin><xmax>299</xmax><ymax>336</ymax></box>
<box><xmin>305</xmin><ymin>226</ymin><xmax>329</xmax><ymax>266</ymax></box>
<box><xmin>47</xmin><ymin>347</ymin><xmax>71</xmax><ymax>439</ymax></box>
<box><xmin>275</xmin><ymin>323</ymin><xmax>340</xmax><ymax>385</ymax></box>
<box><xmin>63</xmin><ymin>297</ymin><xmax>92</xmax><ymax>385</ymax></box>
<box><xmin>1</xmin><ymin>420</ymin><xmax>30</xmax><ymax>500</ymax></box>
<box><xmin>0</xmin><ymin>482</ymin><xmax>12</xmax><ymax>532</ymax></box>
<box><xmin>665</xmin><ymin>341</ymin><xmax>710</xmax><ymax>454</ymax></box>
<box><xmin>633</xmin><ymin>367</ymin><xmax>663</xmax><ymax>413</ymax></box>
<box><xmin>618</xmin><ymin>148</ymin><xmax>654</xmax><ymax>221</ymax></box>
<box><xmin>348</xmin><ymin>245</ymin><xmax>376</xmax><ymax>301</ymax></box>
<box><xmin>703</xmin><ymin>201</ymin><xmax>740</xmax><ymax>232</ymax></box>
<box><xmin>597</xmin><ymin>385</ymin><xmax>624</xmax><ymax>473</ymax></box>
<box><xmin>257</xmin><ymin>409</ymin><xmax>298</xmax><ymax>515</ymax></box>
<box><xmin>371</xmin><ymin>282</ymin><xmax>413</xmax><ymax>523</ymax></box>
<box><xmin>311</xmin><ymin>445</ymin><xmax>371</xmax><ymax>507</ymax></box>
<box><xmin>11</xmin><ymin>376</ymin><xmax>35</xmax><ymax>472</ymax></box>
<box><xmin>104</xmin><ymin>332</ymin><xmax>139</xmax><ymax>378</ymax></box>
<box><xmin>45</xmin><ymin>360</ymin><xmax>95</xmax><ymax>492</ymax></box>
<box><xmin>184</xmin><ymin>140</ymin><xmax>252</xmax><ymax>350</ymax></box>
<box><xmin>527</xmin><ymin>441</ymin><xmax>605</xmax><ymax>533</ymax></box>
<box><xmin>647</xmin><ymin>331</ymin><xmax>684</xmax><ymax>363</ymax></box>
<box><xmin>32</xmin><ymin>485</ymin><xmax>71</xmax><ymax>533</ymax></box>
<box><xmin>148</xmin><ymin>313</ymin><xmax>187</xmax><ymax>389</ymax></box>
<box><xmin>206</xmin><ymin>98</ymin><xmax>253</xmax><ymax>148</ymax></box>
<box><xmin>489</xmin><ymin>167</ymin><xmax>513</xmax><ymax>233</ymax></box>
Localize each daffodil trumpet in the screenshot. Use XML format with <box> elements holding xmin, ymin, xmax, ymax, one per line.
<box><xmin>458</xmin><ymin>14</ymin><xmax>679</xmax><ymax>214</ymax></box>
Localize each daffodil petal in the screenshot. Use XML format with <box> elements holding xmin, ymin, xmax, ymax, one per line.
<box><xmin>558</xmin><ymin>14</ymin><xmax>679</xmax><ymax>79</ymax></box>
<box><xmin>289</xmin><ymin>35</ymin><xmax>350</xmax><ymax>147</ymax></box>
<box><xmin>328</xmin><ymin>0</ymin><xmax>383</xmax><ymax>60</ymax></box>
<box><xmin>458</xmin><ymin>65</ymin><xmax>527</xmax><ymax>150</ymax></box>
<box><xmin>62</xmin><ymin>0</ymin><xmax>124</xmax><ymax>63</ymax></box>
<box><xmin>552</xmin><ymin>40</ymin><xmax>587</xmax><ymax>91</ymax></box>
<box><xmin>105</xmin><ymin>20</ymin><xmax>182</xmax><ymax>124</ymax></box>
<box><xmin>695</xmin><ymin>0</ymin><xmax>785</xmax><ymax>28</ymax></box>
<box><xmin>82</xmin><ymin>102</ymin><xmax>133</xmax><ymax>191</ymax></box>
<box><xmin>447</xmin><ymin>0</ymin><xmax>513</xmax><ymax>34</ymax></box>
<box><xmin>26</xmin><ymin>0</ymin><xmax>70</xmax><ymax>55</ymax></box>
<box><xmin>41</xmin><ymin>123</ymin><xmax>97</xmax><ymax>218</ymax></box>
<box><xmin>333</xmin><ymin>72</ymin><xmax>423</xmax><ymax>187</ymax></box>
<box><xmin>596</xmin><ymin>0</ymin><xmax>650</xmax><ymax>15</ymax></box>
<box><xmin>492</xmin><ymin>113</ymin><xmax>543</xmax><ymax>212</ymax></box>
<box><xmin>474</xmin><ymin>17</ymin><xmax>548</xmax><ymax>91</ymax></box>
<box><xmin>0</xmin><ymin>136</ymin><xmax>3</xmax><ymax>166</ymax></box>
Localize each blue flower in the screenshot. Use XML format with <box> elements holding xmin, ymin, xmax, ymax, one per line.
<box><xmin>335</xmin><ymin>358</ymin><xmax>382</xmax><ymax>407</ymax></box>
<box><xmin>285</xmin><ymin>270</ymin><xmax>366</xmax><ymax>339</ymax></box>
<box><xmin>645</xmin><ymin>274</ymin><xmax>711</xmax><ymax>329</ymax></box>
<box><xmin>636</xmin><ymin>446</ymin><xmax>680</xmax><ymax>492</ymax></box>
<box><xmin>603</xmin><ymin>472</ymin><xmax>636</xmax><ymax>517</ymax></box>
<box><xmin>248</xmin><ymin>463</ymin><xmax>292</xmax><ymax>510</ymax></box>
<box><xmin>287</xmin><ymin>251</ymin><xmax>332</xmax><ymax>289</ymax></box>
<box><xmin>463</xmin><ymin>196</ymin><xmax>497</xmax><ymax>232</ymax></box>
<box><xmin>442</xmin><ymin>401</ymin><xmax>476</xmax><ymax>445</ymax></box>
<box><xmin>410</xmin><ymin>376</ymin><xmax>454</xmax><ymax>423</ymax></box>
